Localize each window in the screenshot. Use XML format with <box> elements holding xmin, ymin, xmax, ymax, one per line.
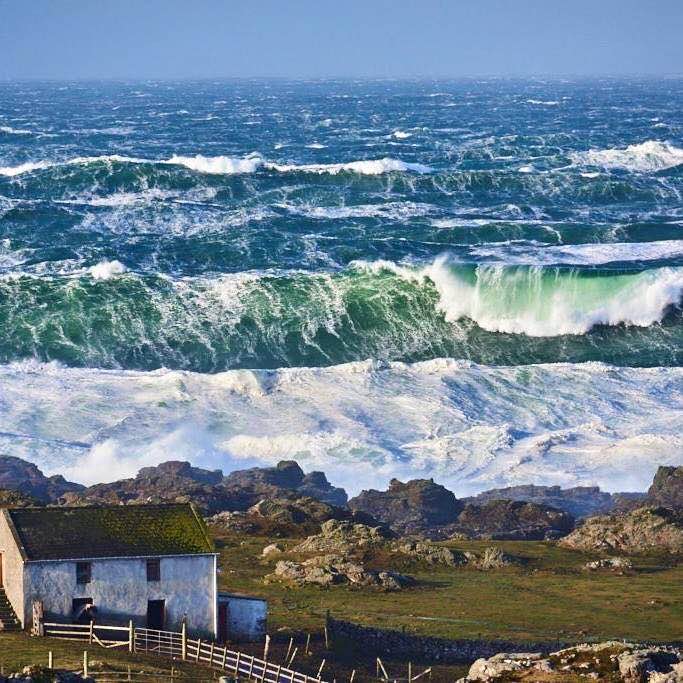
<box><xmin>76</xmin><ymin>561</ymin><xmax>91</xmax><ymax>584</ymax></box>
<box><xmin>146</xmin><ymin>558</ymin><xmax>161</xmax><ymax>582</ymax></box>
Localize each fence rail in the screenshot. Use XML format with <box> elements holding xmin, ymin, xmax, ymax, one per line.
<box><xmin>42</xmin><ymin>621</ymin><xmax>327</xmax><ymax>683</ymax></box>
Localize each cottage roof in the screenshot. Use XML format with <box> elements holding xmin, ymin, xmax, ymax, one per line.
<box><xmin>4</xmin><ymin>503</ymin><xmax>215</xmax><ymax>561</ymax></box>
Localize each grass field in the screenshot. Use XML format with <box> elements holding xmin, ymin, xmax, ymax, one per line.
<box><xmin>215</xmin><ymin>533</ymin><xmax>683</xmax><ymax>644</ymax></box>
<box><xmin>0</xmin><ymin>632</ymin><xmax>213</xmax><ymax>681</ymax></box>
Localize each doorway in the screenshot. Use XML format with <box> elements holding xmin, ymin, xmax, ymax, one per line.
<box><xmin>146</xmin><ymin>599</ymin><xmax>165</xmax><ymax>630</ymax></box>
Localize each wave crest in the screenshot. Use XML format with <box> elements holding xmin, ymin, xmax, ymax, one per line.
<box><xmin>570</xmin><ymin>140</ymin><xmax>683</xmax><ymax>172</ymax></box>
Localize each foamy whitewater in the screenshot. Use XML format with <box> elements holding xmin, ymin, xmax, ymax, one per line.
<box><xmin>0</xmin><ymin>78</ymin><xmax>682</xmax><ymax>492</ymax></box>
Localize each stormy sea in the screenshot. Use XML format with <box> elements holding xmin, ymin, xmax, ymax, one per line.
<box><xmin>1</xmin><ymin>78</ymin><xmax>682</xmax><ymax>494</ymax></box>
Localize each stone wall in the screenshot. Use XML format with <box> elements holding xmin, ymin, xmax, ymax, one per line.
<box><xmin>327</xmin><ymin>617</ymin><xmax>566</xmax><ymax>664</ymax></box>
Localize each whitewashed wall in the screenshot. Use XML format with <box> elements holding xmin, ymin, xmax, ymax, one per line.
<box><xmin>0</xmin><ymin>512</ymin><xmax>26</xmax><ymax>625</ymax></box>
<box><xmin>220</xmin><ymin>594</ymin><xmax>267</xmax><ymax>641</ymax></box>
<box><xmin>24</xmin><ymin>554</ymin><xmax>217</xmax><ymax>637</ymax></box>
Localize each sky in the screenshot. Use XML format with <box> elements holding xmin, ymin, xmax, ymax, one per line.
<box><xmin>1</xmin><ymin>0</ymin><xmax>682</xmax><ymax>80</ymax></box>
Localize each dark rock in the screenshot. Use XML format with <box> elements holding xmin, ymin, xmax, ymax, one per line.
<box><xmin>0</xmin><ymin>488</ymin><xmax>43</xmax><ymax>508</ymax></box>
<box><xmin>64</xmin><ymin>460</ymin><xmax>239</xmax><ymax>514</ymax></box>
<box><xmin>0</xmin><ymin>455</ymin><xmax>83</xmax><ymax>503</ymax></box>
<box><xmin>453</xmin><ymin>499</ymin><xmax>575</xmax><ymax>540</ymax></box>
<box><xmin>224</xmin><ymin>460</ymin><xmax>347</xmax><ymax>506</ymax></box>
<box><xmin>348</xmin><ymin>478</ymin><xmax>463</xmax><ymax>535</ymax></box>
<box><xmin>463</xmin><ymin>484</ymin><xmax>630</xmax><ymax>518</ymax></box>
<box><xmin>63</xmin><ymin>459</ymin><xmax>348</xmax><ymax>515</ymax></box>
<box><xmin>646</xmin><ymin>466</ymin><xmax>683</xmax><ymax>510</ymax></box>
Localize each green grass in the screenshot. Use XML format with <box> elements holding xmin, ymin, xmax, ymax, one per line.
<box><xmin>215</xmin><ymin>533</ymin><xmax>683</xmax><ymax>644</ymax></box>
<box><xmin>0</xmin><ymin>632</ymin><xmax>214</xmax><ymax>681</ymax></box>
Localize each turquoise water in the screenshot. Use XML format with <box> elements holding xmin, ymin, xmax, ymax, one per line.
<box><xmin>1</xmin><ymin>79</ymin><xmax>682</xmax><ymax>370</ymax></box>
<box><xmin>1</xmin><ymin>79</ymin><xmax>682</xmax><ymax>492</ymax></box>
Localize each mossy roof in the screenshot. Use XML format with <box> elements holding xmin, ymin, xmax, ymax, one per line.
<box><xmin>7</xmin><ymin>504</ymin><xmax>215</xmax><ymax>561</ymax></box>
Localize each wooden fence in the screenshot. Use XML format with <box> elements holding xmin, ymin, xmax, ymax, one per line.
<box><xmin>42</xmin><ymin>621</ymin><xmax>328</xmax><ymax>683</ymax></box>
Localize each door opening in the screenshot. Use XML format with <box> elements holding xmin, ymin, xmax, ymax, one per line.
<box><xmin>146</xmin><ymin>599</ymin><xmax>165</xmax><ymax>630</ymax></box>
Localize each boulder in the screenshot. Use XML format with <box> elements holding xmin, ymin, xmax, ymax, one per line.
<box><xmin>560</xmin><ymin>506</ymin><xmax>683</xmax><ymax>554</ymax></box>
<box><xmin>294</xmin><ymin>520</ymin><xmax>394</xmax><ymax>554</ymax></box>
<box><xmin>474</xmin><ymin>546</ymin><xmax>517</xmax><ymax>570</ymax></box>
<box><xmin>458</xmin><ymin>642</ymin><xmax>683</xmax><ymax>682</ymax></box>
<box><xmin>462</xmin><ymin>652</ymin><xmax>545</xmax><ymax>681</ymax></box>
<box><xmin>453</xmin><ymin>499</ymin><xmax>575</xmax><ymax>540</ymax></box>
<box><xmin>267</xmin><ymin>554</ymin><xmax>414</xmax><ymax>591</ymax></box>
<box><xmin>584</xmin><ymin>557</ymin><xmax>633</xmax><ymax>571</ymax></box>
<box><xmin>261</xmin><ymin>543</ymin><xmax>284</xmax><ymax>557</ymax></box>
<box><xmin>394</xmin><ymin>540</ymin><xmax>466</xmax><ymax>566</ymax></box>
<box><xmin>349</xmin><ymin>478</ymin><xmax>462</xmax><ymax>535</ymax></box>
<box><xmin>618</xmin><ymin>648</ymin><xmax>681</xmax><ymax>682</ymax></box>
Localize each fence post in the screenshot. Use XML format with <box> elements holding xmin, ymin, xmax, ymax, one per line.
<box><xmin>129</xmin><ymin>620</ymin><xmax>135</xmax><ymax>653</ymax></box>
<box><xmin>209</xmin><ymin>641</ymin><xmax>215</xmax><ymax>666</ymax></box>
<box><xmin>233</xmin><ymin>650</ymin><xmax>240</xmax><ymax>673</ymax></box>
<box><xmin>317</xmin><ymin>659</ymin><xmax>326</xmax><ymax>681</ymax></box>
<box><xmin>408</xmin><ymin>662</ymin><xmax>412</xmax><ymax>683</ymax></box>
<box><xmin>350</xmin><ymin>670</ymin><xmax>355</xmax><ymax>683</ymax></box>
<box><xmin>83</xmin><ymin>651</ymin><xmax>89</xmax><ymax>678</ymax></box>
<box><xmin>47</xmin><ymin>651</ymin><xmax>53</xmax><ymax>669</ymax></box>
<box><xmin>263</xmin><ymin>634</ymin><xmax>271</xmax><ymax>660</ymax></box>
<box><xmin>89</xmin><ymin>620</ymin><xmax>94</xmax><ymax>644</ymax></box>
<box><xmin>181</xmin><ymin>621</ymin><xmax>187</xmax><ymax>660</ymax></box>
<box><xmin>196</xmin><ymin>639</ymin><xmax>202</xmax><ymax>663</ymax></box>
<box><xmin>305</xmin><ymin>633</ymin><xmax>311</xmax><ymax>655</ymax></box>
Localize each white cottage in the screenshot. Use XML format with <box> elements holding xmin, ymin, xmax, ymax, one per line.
<box><xmin>0</xmin><ymin>504</ymin><xmax>219</xmax><ymax>637</ymax></box>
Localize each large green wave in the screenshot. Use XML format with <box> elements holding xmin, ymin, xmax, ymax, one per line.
<box><xmin>1</xmin><ymin>261</ymin><xmax>681</xmax><ymax>371</ymax></box>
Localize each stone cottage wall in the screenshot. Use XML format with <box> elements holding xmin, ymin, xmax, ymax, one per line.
<box><xmin>0</xmin><ymin>511</ymin><xmax>26</xmax><ymax>625</ymax></box>
<box><xmin>25</xmin><ymin>554</ymin><xmax>216</xmax><ymax>637</ymax></box>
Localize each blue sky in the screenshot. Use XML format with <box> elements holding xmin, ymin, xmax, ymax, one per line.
<box><xmin>1</xmin><ymin>0</ymin><xmax>682</xmax><ymax>79</ymax></box>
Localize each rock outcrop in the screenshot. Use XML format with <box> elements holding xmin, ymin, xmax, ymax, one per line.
<box><xmin>267</xmin><ymin>555</ymin><xmax>415</xmax><ymax>591</ymax></box>
<box><xmin>0</xmin><ymin>455</ymin><xmax>83</xmax><ymax>503</ymax></box>
<box><xmin>463</xmin><ymin>484</ymin><xmax>635</xmax><ymax>518</ymax></box>
<box><xmin>348</xmin><ymin>478</ymin><xmax>463</xmax><ymax>535</ymax></box>
<box><xmin>394</xmin><ymin>540</ymin><xmax>467</xmax><ymax>566</ymax></box>
<box><xmin>0</xmin><ymin>488</ymin><xmax>42</xmax><ymax>508</ymax></box>
<box><xmin>457</xmin><ymin>642</ymin><xmax>683</xmax><ymax>682</ymax></box>
<box><xmin>560</xmin><ymin>506</ymin><xmax>683</xmax><ymax>554</ymax></box>
<box><xmin>293</xmin><ymin>520</ymin><xmax>394</xmax><ymax>554</ymax></box>
<box><xmin>64</xmin><ymin>460</ymin><xmax>239</xmax><ymax>513</ymax></box>
<box><xmin>646</xmin><ymin>466</ymin><xmax>683</xmax><ymax>510</ymax></box>
<box><xmin>63</xmin><ymin>459</ymin><xmax>348</xmax><ymax>515</ymax></box>
<box><xmin>584</xmin><ymin>556</ymin><xmax>633</xmax><ymax>571</ymax></box>
<box><xmin>208</xmin><ymin>498</ymin><xmax>376</xmax><ymax>536</ymax></box>
<box><xmin>453</xmin><ymin>499</ymin><xmax>575</xmax><ymax>540</ymax></box>
<box><xmin>223</xmin><ymin>460</ymin><xmax>347</xmax><ymax>507</ymax></box>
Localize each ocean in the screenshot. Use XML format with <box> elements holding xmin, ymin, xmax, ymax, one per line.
<box><xmin>0</xmin><ymin>78</ymin><xmax>681</xmax><ymax>494</ymax></box>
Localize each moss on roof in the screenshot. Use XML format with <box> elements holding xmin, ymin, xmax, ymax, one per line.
<box><xmin>8</xmin><ymin>504</ymin><xmax>215</xmax><ymax>560</ymax></box>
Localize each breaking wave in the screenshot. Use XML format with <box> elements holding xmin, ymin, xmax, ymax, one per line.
<box><xmin>0</xmin><ymin>259</ymin><xmax>681</xmax><ymax>370</ymax></box>
<box><xmin>570</xmin><ymin>140</ymin><xmax>683</xmax><ymax>173</ymax></box>
<box><xmin>0</xmin><ymin>153</ymin><xmax>432</xmax><ymax>178</ymax></box>
<box><xmin>2</xmin><ymin>358</ymin><xmax>681</xmax><ymax>494</ymax></box>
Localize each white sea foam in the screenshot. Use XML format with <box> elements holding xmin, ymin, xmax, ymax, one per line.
<box><xmin>268</xmin><ymin>157</ymin><xmax>433</xmax><ymax>175</ymax></box>
<box><xmin>571</xmin><ymin>140</ymin><xmax>683</xmax><ymax>172</ymax></box>
<box><xmin>1</xmin><ymin>359</ymin><xmax>680</xmax><ymax>494</ymax></box>
<box><xmin>88</xmin><ymin>260</ymin><xmax>128</xmax><ymax>280</ymax></box>
<box><xmin>526</xmin><ymin>99</ymin><xmax>560</xmax><ymax>106</ymax></box>
<box><xmin>0</xmin><ymin>153</ymin><xmax>432</xmax><ymax>177</ymax></box>
<box><xmin>167</xmin><ymin>154</ymin><xmax>265</xmax><ymax>174</ymax></box>
<box><xmin>392</xmin><ymin>130</ymin><xmax>412</xmax><ymax>139</ymax></box>
<box><xmin>469</xmin><ymin>240</ymin><xmax>683</xmax><ymax>265</ymax></box>
<box><xmin>0</xmin><ymin>125</ymin><xmax>33</xmax><ymax>135</ymax></box>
